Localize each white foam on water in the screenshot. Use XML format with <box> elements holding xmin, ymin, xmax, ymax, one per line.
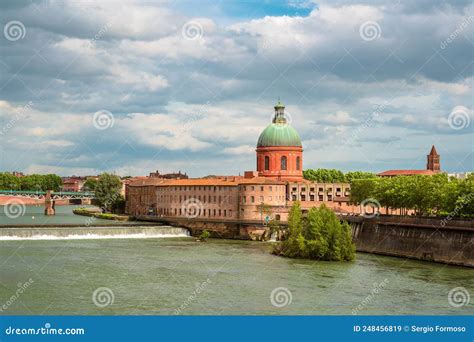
<box><xmin>0</xmin><ymin>226</ymin><xmax>191</xmax><ymax>241</ymax></box>
<box><xmin>0</xmin><ymin>233</ymin><xmax>190</xmax><ymax>241</ymax></box>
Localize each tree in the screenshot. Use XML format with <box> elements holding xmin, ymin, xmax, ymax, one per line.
<box><xmin>346</xmin><ymin>171</ymin><xmax>376</xmax><ymax>183</ymax></box>
<box><xmin>94</xmin><ymin>173</ymin><xmax>123</xmax><ymax>212</ymax></box>
<box><xmin>456</xmin><ymin>174</ymin><xmax>474</xmax><ymax>216</ymax></box>
<box><xmin>274</xmin><ymin>203</ymin><xmax>355</xmax><ymax>261</ymax></box>
<box><xmin>83</xmin><ymin>178</ymin><xmax>98</xmax><ymax>191</ymax></box>
<box><xmin>0</xmin><ymin>173</ymin><xmax>62</xmax><ymax>191</ymax></box>
<box><xmin>349</xmin><ymin>178</ymin><xmax>378</xmax><ymax>205</ymax></box>
<box><xmin>303</xmin><ymin>169</ymin><xmax>346</xmax><ymax>183</ymax></box>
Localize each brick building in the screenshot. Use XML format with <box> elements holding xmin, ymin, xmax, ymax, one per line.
<box><xmin>62</xmin><ymin>176</ymin><xmax>86</xmax><ymax>192</ymax></box>
<box><xmin>126</xmin><ymin>101</ymin><xmax>365</xmax><ymax>221</ymax></box>
<box><xmin>377</xmin><ymin>145</ymin><xmax>441</xmax><ymax>177</ymax></box>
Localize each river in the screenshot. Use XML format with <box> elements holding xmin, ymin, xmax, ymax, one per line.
<box><xmin>0</xmin><ymin>205</ymin><xmax>473</xmax><ymax>315</ymax></box>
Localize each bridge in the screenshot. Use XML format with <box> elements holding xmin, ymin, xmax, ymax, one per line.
<box><xmin>0</xmin><ymin>190</ymin><xmax>95</xmax><ymax>200</ymax></box>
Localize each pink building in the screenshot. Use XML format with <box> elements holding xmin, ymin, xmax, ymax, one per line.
<box><xmin>126</xmin><ymin>101</ymin><xmax>363</xmax><ymax>222</ymax></box>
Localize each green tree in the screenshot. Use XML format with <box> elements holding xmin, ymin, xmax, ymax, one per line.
<box><xmin>94</xmin><ymin>173</ymin><xmax>123</xmax><ymax>212</ymax></box>
<box><xmin>303</xmin><ymin>169</ymin><xmax>346</xmax><ymax>183</ymax></box>
<box><xmin>349</xmin><ymin>178</ymin><xmax>378</xmax><ymax>205</ymax></box>
<box><xmin>346</xmin><ymin>171</ymin><xmax>376</xmax><ymax>183</ymax></box>
<box><xmin>274</xmin><ymin>203</ymin><xmax>355</xmax><ymax>261</ymax></box>
<box><xmin>456</xmin><ymin>174</ymin><xmax>474</xmax><ymax>216</ymax></box>
<box><xmin>83</xmin><ymin>178</ymin><xmax>98</xmax><ymax>191</ymax></box>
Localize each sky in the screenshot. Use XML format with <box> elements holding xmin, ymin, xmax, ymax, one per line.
<box><xmin>0</xmin><ymin>0</ymin><xmax>472</xmax><ymax>177</ymax></box>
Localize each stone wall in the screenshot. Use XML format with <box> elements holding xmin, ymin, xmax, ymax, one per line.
<box><xmin>135</xmin><ymin>214</ymin><xmax>473</xmax><ymax>267</ymax></box>
<box><xmin>349</xmin><ymin>216</ymin><xmax>474</xmax><ymax>267</ymax></box>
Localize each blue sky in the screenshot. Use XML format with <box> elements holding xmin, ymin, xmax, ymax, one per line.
<box><xmin>0</xmin><ymin>0</ymin><xmax>472</xmax><ymax>176</ymax></box>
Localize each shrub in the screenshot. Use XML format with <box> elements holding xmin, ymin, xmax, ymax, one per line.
<box><xmin>274</xmin><ymin>202</ymin><xmax>355</xmax><ymax>261</ymax></box>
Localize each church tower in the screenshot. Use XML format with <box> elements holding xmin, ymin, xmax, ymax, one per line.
<box><xmin>427</xmin><ymin>145</ymin><xmax>440</xmax><ymax>173</ymax></box>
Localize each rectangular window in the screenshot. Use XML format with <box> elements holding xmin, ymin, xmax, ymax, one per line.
<box><xmin>251</xmin><ymin>196</ymin><xmax>255</xmax><ymax>203</ymax></box>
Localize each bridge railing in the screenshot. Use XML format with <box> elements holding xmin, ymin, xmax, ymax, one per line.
<box><xmin>0</xmin><ymin>190</ymin><xmax>95</xmax><ymax>197</ymax></box>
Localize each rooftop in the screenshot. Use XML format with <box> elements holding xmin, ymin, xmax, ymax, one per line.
<box><xmin>127</xmin><ymin>176</ymin><xmax>285</xmax><ymax>187</ymax></box>
<box><xmin>377</xmin><ymin>169</ymin><xmax>436</xmax><ymax>177</ymax></box>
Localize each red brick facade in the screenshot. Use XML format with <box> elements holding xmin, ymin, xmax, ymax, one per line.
<box><xmin>256</xmin><ymin>146</ymin><xmax>303</xmax><ymax>181</ymax></box>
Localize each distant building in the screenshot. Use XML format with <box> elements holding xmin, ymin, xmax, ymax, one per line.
<box><xmin>448</xmin><ymin>172</ymin><xmax>472</xmax><ymax>179</ymax></box>
<box><xmin>378</xmin><ymin>145</ymin><xmax>441</xmax><ymax>177</ymax></box>
<box><xmin>62</xmin><ymin>176</ymin><xmax>86</xmax><ymax>192</ymax></box>
<box><xmin>12</xmin><ymin>171</ymin><xmax>24</xmax><ymax>177</ymax></box>
<box><xmin>149</xmin><ymin>170</ymin><xmax>188</xmax><ymax>179</ymax></box>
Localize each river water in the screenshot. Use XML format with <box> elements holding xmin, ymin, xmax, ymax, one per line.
<box><xmin>0</xmin><ymin>205</ymin><xmax>473</xmax><ymax>315</ymax></box>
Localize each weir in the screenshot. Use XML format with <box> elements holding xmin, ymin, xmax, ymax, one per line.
<box><xmin>0</xmin><ymin>225</ymin><xmax>190</xmax><ymax>240</ymax></box>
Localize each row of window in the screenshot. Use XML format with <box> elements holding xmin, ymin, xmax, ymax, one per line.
<box><xmin>157</xmin><ymin>207</ymin><xmax>233</xmax><ymax>218</ymax></box>
<box><xmin>263</xmin><ymin>156</ymin><xmax>300</xmax><ymax>171</ymax></box>
<box><xmin>157</xmin><ymin>185</ymin><xmax>285</xmax><ymax>192</ymax></box>
<box><xmin>291</xmin><ymin>194</ymin><xmax>339</xmax><ymax>202</ymax></box>
<box><xmin>158</xmin><ymin>194</ymin><xmax>233</xmax><ymax>204</ymax></box>
<box><xmin>291</xmin><ymin>186</ymin><xmax>348</xmax><ymax>193</ymax></box>
<box><xmin>241</xmin><ymin>195</ymin><xmax>285</xmax><ymax>204</ymax></box>
<box><xmin>157</xmin><ymin>186</ymin><xmax>233</xmax><ymax>192</ymax></box>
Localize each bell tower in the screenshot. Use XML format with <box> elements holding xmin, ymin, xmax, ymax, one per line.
<box><xmin>427</xmin><ymin>145</ymin><xmax>440</xmax><ymax>173</ymax></box>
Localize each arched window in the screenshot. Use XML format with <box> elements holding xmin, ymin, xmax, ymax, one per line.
<box><xmin>296</xmin><ymin>156</ymin><xmax>300</xmax><ymax>170</ymax></box>
<box><xmin>281</xmin><ymin>156</ymin><xmax>287</xmax><ymax>170</ymax></box>
<box><xmin>264</xmin><ymin>156</ymin><xmax>270</xmax><ymax>170</ymax></box>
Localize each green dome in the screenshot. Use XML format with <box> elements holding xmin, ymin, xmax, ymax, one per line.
<box><xmin>257</xmin><ymin>122</ymin><xmax>302</xmax><ymax>147</ymax></box>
